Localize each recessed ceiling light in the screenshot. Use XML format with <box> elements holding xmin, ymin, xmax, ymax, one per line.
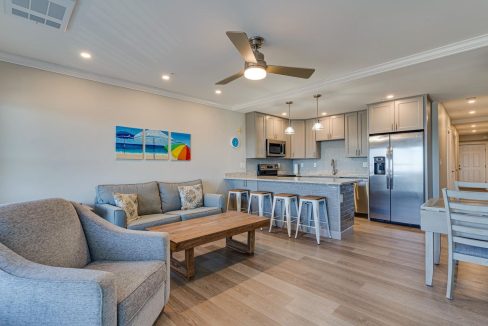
<box><xmin>469</xmin><ymin>110</ymin><xmax>476</xmax><ymax>114</ymax></box>
<box><xmin>281</xmin><ymin>112</ymin><xmax>287</xmax><ymax>116</ymax></box>
<box><xmin>471</xmin><ymin>124</ymin><xmax>477</xmax><ymax>128</ymax></box>
<box><xmin>321</xmin><ymin>112</ymin><xmax>327</xmax><ymax>116</ymax></box>
<box><xmin>161</xmin><ymin>74</ymin><xmax>171</xmax><ymax>81</ymax></box>
<box><xmin>472</xmin><ymin>130</ymin><xmax>477</xmax><ymax>133</ymax></box>
<box><xmin>80</xmin><ymin>52</ymin><xmax>91</xmax><ymax>59</ymax></box>
<box><xmin>386</xmin><ymin>94</ymin><xmax>394</xmax><ymax>99</ymax></box>
<box><xmin>215</xmin><ymin>89</ymin><xmax>222</xmax><ymax>94</ymax></box>
<box><xmin>467</xmin><ymin>97</ymin><xmax>477</xmax><ymax>104</ymax></box>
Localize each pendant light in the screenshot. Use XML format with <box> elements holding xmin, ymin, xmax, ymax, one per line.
<box><xmin>312</xmin><ymin>94</ymin><xmax>323</xmax><ymax>131</ymax></box>
<box><xmin>284</xmin><ymin>101</ymin><xmax>295</xmax><ymax>135</ymax></box>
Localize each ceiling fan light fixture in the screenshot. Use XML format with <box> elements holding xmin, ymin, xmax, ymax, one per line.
<box><xmin>244</xmin><ymin>66</ymin><xmax>267</xmax><ymax>80</ymax></box>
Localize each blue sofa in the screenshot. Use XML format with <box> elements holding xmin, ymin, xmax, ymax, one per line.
<box><xmin>95</xmin><ymin>179</ymin><xmax>223</xmax><ymax>230</ymax></box>
<box><xmin>0</xmin><ymin>198</ymin><xmax>169</xmax><ymax>326</ymax></box>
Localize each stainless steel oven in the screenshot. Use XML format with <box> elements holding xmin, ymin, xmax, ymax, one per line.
<box><xmin>266</xmin><ymin>139</ymin><xmax>286</xmax><ymax>157</ymax></box>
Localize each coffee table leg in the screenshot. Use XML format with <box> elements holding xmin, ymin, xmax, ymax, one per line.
<box><xmin>226</xmin><ymin>230</ymin><xmax>256</xmax><ymax>254</ymax></box>
<box><xmin>170</xmin><ymin>248</ymin><xmax>195</xmax><ymax>280</ymax></box>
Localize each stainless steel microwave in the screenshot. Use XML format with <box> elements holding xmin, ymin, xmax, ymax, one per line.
<box><xmin>266</xmin><ymin>139</ymin><xmax>286</xmax><ymax>157</ymax></box>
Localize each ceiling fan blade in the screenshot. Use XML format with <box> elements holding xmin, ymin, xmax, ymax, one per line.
<box><xmin>215</xmin><ymin>71</ymin><xmax>244</xmax><ymax>85</ymax></box>
<box><xmin>226</xmin><ymin>31</ymin><xmax>257</xmax><ymax>64</ymax></box>
<box><xmin>267</xmin><ymin>65</ymin><xmax>315</xmax><ymax>79</ymax></box>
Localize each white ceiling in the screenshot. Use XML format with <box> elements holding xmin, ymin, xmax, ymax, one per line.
<box><xmin>444</xmin><ymin>96</ymin><xmax>488</xmax><ymax>135</ymax></box>
<box><xmin>1</xmin><ymin>0</ymin><xmax>488</xmax><ymax>116</ymax></box>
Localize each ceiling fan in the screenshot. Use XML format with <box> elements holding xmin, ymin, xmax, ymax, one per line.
<box><xmin>216</xmin><ymin>31</ymin><xmax>315</xmax><ymax>85</ymax></box>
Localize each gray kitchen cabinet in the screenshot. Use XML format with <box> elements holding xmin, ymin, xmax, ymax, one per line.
<box><xmin>265</xmin><ymin>116</ymin><xmax>287</xmax><ymax>141</ymax></box>
<box><xmin>289</xmin><ymin>120</ymin><xmax>305</xmax><ymax>159</ymax></box>
<box><xmin>305</xmin><ymin>119</ymin><xmax>321</xmax><ymax>158</ymax></box>
<box><xmin>368</xmin><ymin>96</ymin><xmax>423</xmax><ymax>134</ymax></box>
<box><xmin>394</xmin><ymin>97</ymin><xmax>423</xmax><ymax>132</ymax></box>
<box><xmin>345</xmin><ymin>110</ymin><xmax>368</xmax><ymax>157</ymax></box>
<box><xmin>246</xmin><ymin>112</ymin><xmax>266</xmax><ymax>158</ymax></box>
<box><xmin>315</xmin><ymin>114</ymin><xmax>345</xmax><ymax>141</ymax></box>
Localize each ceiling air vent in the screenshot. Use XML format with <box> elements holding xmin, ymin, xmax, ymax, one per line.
<box><xmin>5</xmin><ymin>0</ymin><xmax>76</xmax><ymax>31</ymax></box>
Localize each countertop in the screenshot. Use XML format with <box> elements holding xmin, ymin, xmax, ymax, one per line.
<box><xmin>224</xmin><ymin>173</ymin><xmax>361</xmax><ymax>185</ymax></box>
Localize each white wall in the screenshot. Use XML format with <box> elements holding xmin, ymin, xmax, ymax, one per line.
<box><xmin>0</xmin><ymin>62</ymin><xmax>246</xmax><ymax>204</ymax></box>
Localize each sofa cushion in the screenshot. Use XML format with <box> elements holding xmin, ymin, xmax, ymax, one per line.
<box><xmin>178</xmin><ymin>184</ymin><xmax>203</xmax><ymax>210</ymax></box>
<box><xmin>0</xmin><ymin>198</ymin><xmax>90</xmax><ymax>268</ymax></box>
<box><xmin>97</xmin><ymin>181</ymin><xmax>162</xmax><ymax>215</ymax></box>
<box><xmin>167</xmin><ymin>206</ymin><xmax>222</xmax><ymax>221</ymax></box>
<box><xmin>84</xmin><ymin>260</ymin><xmax>166</xmax><ymax>326</ymax></box>
<box><xmin>113</xmin><ymin>193</ymin><xmax>139</xmax><ymax>223</ymax></box>
<box><xmin>127</xmin><ymin>213</ymin><xmax>180</xmax><ymax>230</ymax></box>
<box><xmin>158</xmin><ymin>179</ymin><xmax>202</xmax><ymax>213</ymax></box>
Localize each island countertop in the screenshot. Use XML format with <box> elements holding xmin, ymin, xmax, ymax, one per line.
<box><xmin>224</xmin><ymin>173</ymin><xmax>361</xmax><ymax>185</ymax></box>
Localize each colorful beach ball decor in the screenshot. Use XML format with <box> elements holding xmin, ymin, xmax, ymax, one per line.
<box><xmin>170</xmin><ymin>132</ymin><xmax>191</xmax><ymax>161</ymax></box>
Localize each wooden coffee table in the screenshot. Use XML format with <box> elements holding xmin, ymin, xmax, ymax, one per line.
<box><xmin>147</xmin><ymin>211</ymin><xmax>269</xmax><ymax>280</ymax></box>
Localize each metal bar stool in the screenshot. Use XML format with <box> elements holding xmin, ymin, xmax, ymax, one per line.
<box><xmin>295</xmin><ymin>195</ymin><xmax>331</xmax><ymax>244</ymax></box>
<box><xmin>247</xmin><ymin>191</ymin><xmax>273</xmax><ymax>217</ymax></box>
<box><xmin>226</xmin><ymin>189</ymin><xmax>249</xmax><ymax>212</ymax></box>
<box><xmin>269</xmin><ymin>193</ymin><xmax>299</xmax><ymax>237</ymax></box>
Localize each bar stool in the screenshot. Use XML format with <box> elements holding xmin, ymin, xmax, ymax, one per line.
<box><xmin>269</xmin><ymin>193</ymin><xmax>299</xmax><ymax>237</ymax></box>
<box><xmin>295</xmin><ymin>195</ymin><xmax>331</xmax><ymax>244</ymax></box>
<box><xmin>226</xmin><ymin>189</ymin><xmax>249</xmax><ymax>212</ymax></box>
<box><xmin>247</xmin><ymin>191</ymin><xmax>273</xmax><ymax>217</ymax></box>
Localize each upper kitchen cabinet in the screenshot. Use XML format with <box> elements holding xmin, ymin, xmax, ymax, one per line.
<box><xmin>368</xmin><ymin>96</ymin><xmax>424</xmax><ymax>134</ymax></box>
<box><xmin>315</xmin><ymin>114</ymin><xmax>345</xmax><ymax>141</ymax></box>
<box><xmin>265</xmin><ymin>116</ymin><xmax>287</xmax><ymax>141</ymax></box>
<box><xmin>345</xmin><ymin>110</ymin><xmax>368</xmax><ymax>157</ymax></box>
<box><xmin>246</xmin><ymin>112</ymin><xmax>266</xmax><ymax>158</ymax></box>
<box><xmin>289</xmin><ymin>120</ymin><xmax>306</xmax><ymax>159</ymax></box>
<box><xmin>305</xmin><ymin>119</ymin><xmax>321</xmax><ymax>158</ymax></box>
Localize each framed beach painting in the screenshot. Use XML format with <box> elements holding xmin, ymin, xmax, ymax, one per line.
<box><xmin>144</xmin><ymin>129</ymin><xmax>169</xmax><ymax>160</ymax></box>
<box><xmin>115</xmin><ymin>126</ymin><xmax>144</xmax><ymax>160</ymax></box>
<box><xmin>171</xmin><ymin>132</ymin><xmax>191</xmax><ymax>161</ymax></box>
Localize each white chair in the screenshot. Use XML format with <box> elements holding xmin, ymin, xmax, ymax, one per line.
<box><xmin>247</xmin><ymin>191</ymin><xmax>273</xmax><ymax>217</ymax></box>
<box><xmin>269</xmin><ymin>193</ymin><xmax>299</xmax><ymax>237</ymax></box>
<box><xmin>454</xmin><ymin>181</ymin><xmax>488</xmax><ymax>192</ymax></box>
<box><xmin>442</xmin><ymin>188</ymin><xmax>488</xmax><ymax>299</ymax></box>
<box><xmin>295</xmin><ymin>195</ymin><xmax>331</xmax><ymax>244</ymax></box>
<box><xmin>226</xmin><ymin>189</ymin><xmax>249</xmax><ymax>212</ymax></box>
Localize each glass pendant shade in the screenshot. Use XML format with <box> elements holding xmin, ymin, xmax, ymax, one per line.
<box><xmin>284</xmin><ymin>125</ymin><xmax>295</xmax><ymax>135</ymax></box>
<box><xmin>312</xmin><ymin>121</ymin><xmax>323</xmax><ymax>131</ymax></box>
<box><xmin>284</xmin><ymin>101</ymin><xmax>295</xmax><ymax>135</ymax></box>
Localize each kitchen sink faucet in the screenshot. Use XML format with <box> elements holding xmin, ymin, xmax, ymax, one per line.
<box><xmin>331</xmin><ymin>159</ymin><xmax>338</xmax><ymax>176</ymax></box>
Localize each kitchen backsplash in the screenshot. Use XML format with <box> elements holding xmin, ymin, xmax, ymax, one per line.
<box><xmin>246</xmin><ymin>140</ymin><xmax>368</xmax><ymax>176</ymax></box>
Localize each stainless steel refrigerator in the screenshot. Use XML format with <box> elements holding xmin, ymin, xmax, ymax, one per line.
<box><xmin>369</xmin><ymin>131</ymin><xmax>424</xmax><ymax>226</ymax></box>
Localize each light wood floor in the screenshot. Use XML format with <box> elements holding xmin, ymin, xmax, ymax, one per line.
<box><xmin>156</xmin><ymin>218</ymin><xmax>488</xmax><ymax>326</ymax></box>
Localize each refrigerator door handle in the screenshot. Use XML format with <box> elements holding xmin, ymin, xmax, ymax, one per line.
<box><xmin>390</xmin><ymin>147</ymin><xmax>393</xmax><ymax>189</ymax></box>
<box><xmin>386</xmin><ymin>174</ymin><xmax>390</xmax><ymax>190</ymax></box>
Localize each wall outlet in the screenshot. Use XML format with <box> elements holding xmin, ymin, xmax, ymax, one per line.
<box><xmin>240</xmin><ymin>162</ymin><xmax>245</xmax><ymax>169</ymax></box>
<box><xmin>277</xmin><ymin>163</ymin><xmax>281</xmax><ymax>168</ymax></box>
<box><xmin>313</xmin><ymin>162</ymin><xmax>317</xmax><ymax>168</ymax></box>
<box><xmin>362</xmin><ymin>162</ymin><xmax>368</xmax><ymax>168</ymax></box>
<box><xmin>300</xmin><ymin>163</ymin><xmax>304</xmax><ymax>168</ymax></box>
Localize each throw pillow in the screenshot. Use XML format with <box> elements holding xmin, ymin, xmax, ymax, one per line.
<box><xmin>178</xmin><ymin>184</ymin><xmax>203</xmax><ymax>210</ymax></box>
<box><xmin>113</xmin><ymin>193</ymin><xmax>139</xmax><ymax>223</ymax></box>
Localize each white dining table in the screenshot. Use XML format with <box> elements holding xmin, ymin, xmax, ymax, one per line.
<box><xmin>420</xmin><ymin>197</ymin><xmax>447</xmax><ymax>286</ymax></box>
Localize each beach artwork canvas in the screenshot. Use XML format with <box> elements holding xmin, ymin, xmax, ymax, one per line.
<box><xmin>171</xmin><ymin>132</ymin><xmax>191</xmax><ymax>161</ymax></box>
<box><xmin>144</xmin><ymin>129</ymin><xmax>169</xmax><ymax>160</ymax></box>
<box><xmin>115</xmin><ymin>126</ymin><xmax>144</xmax><ymax>159</ymax></box>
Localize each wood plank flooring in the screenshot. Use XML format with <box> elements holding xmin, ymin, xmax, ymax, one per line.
<box><xmin>156</xmin><ymin>218</ymin><xmax>488</xmax><ymax>325</ymax></box>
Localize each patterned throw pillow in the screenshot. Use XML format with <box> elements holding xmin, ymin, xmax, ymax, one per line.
<box><xmin>113</xmin><ymin>193</ymin><xmax>139</xmax><ymax>223</ymax></box>
<box><xmin>178</xmin><ymin>184</ymin><xmax>203</xmax><ymax>210</ymax></box>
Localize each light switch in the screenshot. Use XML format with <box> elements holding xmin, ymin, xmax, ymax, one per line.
<box><xmin>300</xmin><ymin>163</ymin><xmax>304</xmax><ymax>168</ymax></box>
<box><xmin>313</xmin><ymin>162</ymin><xmax>317</xmax><ymax>168</ymax></box>
<box><xmin>362</xmin><ymin>162</ymin><xmax>368</xmax><ymax>168</ymax></box>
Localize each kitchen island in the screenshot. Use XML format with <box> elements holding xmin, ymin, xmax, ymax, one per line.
<box><xmin>224</xmin><ymin>174</ymin><xmax>359</xmax><ymax>240</ymax></box>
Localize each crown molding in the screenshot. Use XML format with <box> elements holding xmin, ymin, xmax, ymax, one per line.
<box><xmin>452</xmin><ymin>116</ymin><xmax>488</xmax><ymax>125</ymax></box>
<box><xmin>0</xmin><ymin>51</ymin><xmax>232</xmax><ymax>110</ymax></box>
<box><xmin>1</xmin><ymin>33</ymin><xmax>488</xmax><ymax>113</ymax></box>
<box><xmin>232</xmin><ymin>33</ymin><xmax>488</xmax><ymax>112</ymax></box>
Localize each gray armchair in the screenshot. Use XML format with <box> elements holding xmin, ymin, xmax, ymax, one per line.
<box><xmin>0</xmin><ymin>198</ymin><xmax>170</xmax><ymax>326</ymax></box>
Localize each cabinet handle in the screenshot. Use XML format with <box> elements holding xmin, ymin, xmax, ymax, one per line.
<box><xmin>395</xmin><ymin>123</ymin><xmax>398</xmax><ymax>131</ymax></box>
<box><xmin>391</xmin><ymin>123</ymin><xmax>393</xmax><ymax>131</ymax></box>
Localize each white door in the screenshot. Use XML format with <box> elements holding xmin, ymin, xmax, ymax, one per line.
<box><xmin>459</xmin><ymin>144</ymin><xmax>486</xmax><ymax>182</ymax></box>
<box><xmin>446</xmin><ymin>129</ymin><xmax>456</xmax><ymax>189</ymax></box>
